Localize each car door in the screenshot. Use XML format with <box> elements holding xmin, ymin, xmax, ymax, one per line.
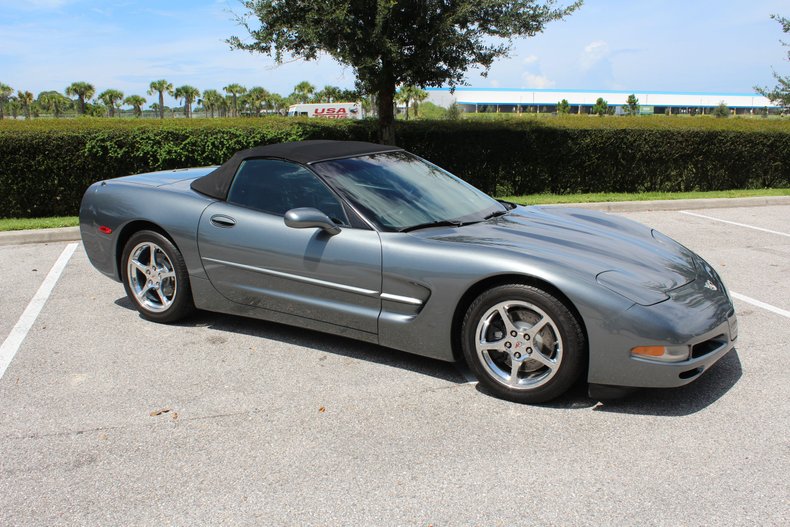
<box><xmin>196</xmin><ymin>158</ymin><xmax>382</xmax><ymax>334</ymax></box>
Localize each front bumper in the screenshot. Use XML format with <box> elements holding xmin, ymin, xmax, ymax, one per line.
<box><xmin>586</xmin><ymin>262</ymin><xmax>737</xmax><ymax>389</ymax></box>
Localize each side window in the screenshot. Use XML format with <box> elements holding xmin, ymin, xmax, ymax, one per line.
<box><xmin>227</xmin><ymin>159</ymin><xmax>349</xmax><ymax>225</ymax></box>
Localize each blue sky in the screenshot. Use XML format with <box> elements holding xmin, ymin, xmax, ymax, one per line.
<box><xmin>0</xmin><ymin>0</ymin><xmax>787</xmax><ymax>106</ymax></box>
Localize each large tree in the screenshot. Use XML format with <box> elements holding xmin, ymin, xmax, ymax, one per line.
<box><xmin>291</xmin><ymin>80</ymin><xmax>315</xmax><ymax>103</ymax></box>
<box><xmin>396</xmin><ymin>85</ymin><xmax>428</xmax><ymax>119</ymax></box>
<box><xmin>229</xmin><ymin>0</ymin><xmax>581</xmax><ymax>143</ymax></box>
<box><xmin>174</xmin><ymin>85</ymin><xmax>200</xmax><ymax>118</ymax></box>
<box><xmin>124</xmin><ymin>95</ymin><xmax>146</xmax><ymax>117</ymax></box>
<box><xmin>148</xmin><ymin>80</ymin><xmax>174</xmax><ymax>119</ymax></box>
<box><xmin>224</xmin><ymin>83</ymin><xmax>247</xmax><ymax>117</ymax></box>
<box><xmin>0</xmin><ymin>82</ymin><xmax>13</xmax><ymax>119</ymax></box>
<box><xmin>17</xmin><ymin>90</ymin><xmax>34</xmax><ymax>120</ymax></box>
<box><xmin>37</xmin><ymin>90</ymin><xmax>72</xmax><ymax>117</ymax></box>
<box><xmin>98</xmin><ymin>89</ymin><xmax>124</xmax><ymax>117</ymax></box>
<box><xmin>65</xmin><ymin>81</ymin><xmax>95</xmax><ymax>115</ymax></box>
<box><xmin>755</xmin><ymin>14</ymin><xmax>789</xmax><ymax>110</ymax></box>
<box><xmin>200</xmin><ymin>89</ymin><xmax>223</xmax><ymax>118</ymax></box>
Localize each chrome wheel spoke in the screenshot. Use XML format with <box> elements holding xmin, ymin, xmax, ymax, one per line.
<box><xmin>148</xmin><ymin>244</ymin><xmax>157</xmax><ymax>268</ymax></box>
<box><xmin>509</xmin><ymin>359</ymin><xmax>522</xmax><ymax>385</ymax></box>
<box><xmin>160</xmin><ymin>270</ymin><xmax>175</xmax><ymax>281</ymax></box>
<box><xmin>528</xmin><ymin>316</ymin><xmax>549</xmax><ymax>338</ymax></box>
<box><xmin>131</xmin><ymin>258</ymin><xmax>148</xmax><ymax>275</ymax></box>
<box><xmin>496</xmin><ymin>305</ymin><xmax>518</xmax><ymax>335</ymax></box>
<box><xmin>531</xmin><ymin>348</ymin><xmax>558</xmax><ymax>370</ymax></box>
<box><xmin>154</xmin><ymin>287</ymin><xmax>168</xmax><ymax>307</ymax></box>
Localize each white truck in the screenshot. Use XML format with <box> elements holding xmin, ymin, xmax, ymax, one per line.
<box><xmin>287</xmin><ymin>102</ymin><xmax>364</xmax><ymax>120</ymax></box>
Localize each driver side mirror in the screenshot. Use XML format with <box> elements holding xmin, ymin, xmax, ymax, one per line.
<box><xmin>284</xmin><ymin>207</ymin><xmax>341</xmax><ymax>235</ymax></box>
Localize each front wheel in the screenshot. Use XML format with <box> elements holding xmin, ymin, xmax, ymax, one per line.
<box><xmin>121</xmin><ymin>230</ymin><xmax>194</xmax><ymax>323</ymax></box>
<box><xmin>461</xmin><ymin>284</ymin><xmax>586</xmax><ymax>404</ymax></box>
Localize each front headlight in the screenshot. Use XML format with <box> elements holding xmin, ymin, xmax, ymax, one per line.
<box><xmin>596</xmin><ymin>270</ymin><xmax>670</xmax><ymax>306</ymax></box>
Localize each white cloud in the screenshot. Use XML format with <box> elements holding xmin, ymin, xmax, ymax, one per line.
<box><xmin>521</xmin><ymin>73</ymin><xmax>555</xmax><ymax>89</ymax></box>
<box><xmin>522</xmin><ymin>54</ymin><xmax>539</xmax><ymax>65</ymax></box>
<box><xmin>580</xmin><ymin>40</ymin><xmax>610</xmax><ymax>70</ymax></box>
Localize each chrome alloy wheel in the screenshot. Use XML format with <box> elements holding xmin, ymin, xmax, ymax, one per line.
<box><xmin>126</xmin><ymin>241</ymin><xmax>177</xmax><ymax>313</ymax></box>
<box><xmin>475</xmin><ymin>300</ymin><xmax>563</xmax><ymax>390</ymax></box>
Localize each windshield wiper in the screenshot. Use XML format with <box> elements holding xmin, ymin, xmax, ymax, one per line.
<box><xmin>483</xmin><ymin>209</ymin><xmax>509</xmax><ymax>220</ymax></box>
<box><xmin>399</xmin><ymin>220</ymin><xmax>463</xmax><ymax>233</ymax></box>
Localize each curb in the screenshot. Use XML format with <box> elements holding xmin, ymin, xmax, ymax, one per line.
<box><xmin>0</xmin><ymin>226</ymin><xmax>81</xmax><ymax>247</ymax></box>
<box><xmin>0</xmin><ymin>196</ymin><xmax>788</xmax><ymax>246</ymax></box>
<box><xmin>539</xmin><ymin>195</ymin><xmax>790</xmax><ymax>212</ymax></box>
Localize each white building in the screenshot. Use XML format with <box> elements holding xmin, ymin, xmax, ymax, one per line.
<box><xmin>425</xmin><ymin>87</ymin><xmax>777</xmax><ymax>115</ymax></box>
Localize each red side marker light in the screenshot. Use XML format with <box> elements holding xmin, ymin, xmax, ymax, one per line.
<box><xmin>99</xmin><ymin>226</ymin><xmax>112</xmax><ymax>234</ymax></box>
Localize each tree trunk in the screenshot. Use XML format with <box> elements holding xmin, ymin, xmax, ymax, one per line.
<box><xmin>159</xmin><ymin>92</ymin><xmax>165</xmax><ymax>119</ymax></box>
<box><xmin>377</xmin><ymin>84</ymin><xmax>396</xmax><ymax>145</ymax></box>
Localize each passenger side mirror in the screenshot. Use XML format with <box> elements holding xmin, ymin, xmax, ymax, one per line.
<box><xmin>284</xmin><ymin>207</ymin><xmax>341</xmax><ymax>235</ymax></box>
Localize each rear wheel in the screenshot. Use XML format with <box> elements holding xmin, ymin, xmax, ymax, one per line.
<box><xmin>121</xmin><ymin>230</ymin><xmax>194</xmax><ymax>323</ymax></box>
<box><xmin>462</xmin><ymin>284</ymin><xmax>585</xmax><ymax>404</ymax></box>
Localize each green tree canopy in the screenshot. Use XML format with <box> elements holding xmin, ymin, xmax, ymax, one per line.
<box><xmin>148</xmin><ymin>80</ymin><xmax>174</xmax><ymax>119</ymax></box>
<box><xmin>98</xmin><ymin>89</ymin><xmax>124</xmax><ymax>117</ymax></box>
<box><xmin>592</xmin><ymin>97</ymin><xmax>608</xmax><ymax>116</ymax></box>
<box><xmin>229</xmin><ymin>0</ymin><xmax>582</xmax><ymax>143</ymax></box>
<box><xmin>557</xmin><ymin>98</ymin><xmax>570</xmax><ymax>114</ymax></box>
<box><xmin>174</xmin><ymin>85</ymin><xmax>201</xmax><ymax>118</ymax></box>
<box><xmin>713</xmin><ymin>101</ymin><xmax>730</xmax><ymax>118</ymax></box>
<box><xmin>396</xmin><ymin>85</ymin><xmax>428</xmax><ymax>120</ymax></box>
<box><xmin>65</xmin><ymin>81</ymin><xmax>95</xmax><ymax>115</ymax></box>
<box><xmin>754</xmin><ymin>14</ymin><xmax>789</xmax><ymax>110</ymax></box>
<box><xmin>124</xmin><ymin>95</ymin><xmax>146</xmax><ymax>117</ymax></box>
<box><xmin>223</xmin><ymin>83</ymin><xmax>247</xmax><ymax>117</ymax></box>
<box><xmin>291</xmin><ymin>81</ymin><xmax>315</xmax><ymax>103</ymax></box>
<box><xmin>37</xmin><ymin>90</ymin><xmax>72</xmax><ymax>117</ymax></box>
<box><xmin>625</xmin><ymin>94</ymin><xmax>640</xmax><ymax>116</ymax></box>
<box><xmin>200</xmin><ymin>89</ymin><xmax>224</xmax><ymax>118</ymax></box>
<box><xmin>0</xmin><ymin>82</ymin><xmax>13</xmax><ymax>120</ymax></box>
<box><xmin>17</xmin><ymin>90</ymin><xmax>34</xmax><ymax>119</ymax></box>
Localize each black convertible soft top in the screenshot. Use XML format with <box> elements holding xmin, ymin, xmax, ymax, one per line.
<box><xmin>190</xmin><ymin>140</ymin><xmax>403</xmax><ymax>200</ymax></box>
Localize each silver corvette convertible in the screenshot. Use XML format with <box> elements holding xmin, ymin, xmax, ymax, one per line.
<box><xmin>80</xmin><ymin>140</ymin><xmax>737</xmax><ymax>403</ymax></box>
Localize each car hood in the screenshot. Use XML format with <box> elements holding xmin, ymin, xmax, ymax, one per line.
<box><xmin>414</xmin><ymin>205</ymin><xmax>698</xmax><ymax>302</ymax></box>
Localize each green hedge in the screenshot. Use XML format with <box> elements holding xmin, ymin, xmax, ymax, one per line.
<box><xmin>0</xmin><ymin>117</ymin><xmax>788</xmax><ymax>217</ymax></box>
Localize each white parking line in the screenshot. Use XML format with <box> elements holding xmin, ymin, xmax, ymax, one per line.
<box><xmin>731</xmin><ymin>292</ymin><xmax>790</xmax><ymax>319</ymax></box>
<box><xmin>0</xmin><ymin>243</ymin><xmax>78</xmax><ymax>381</ymax></box>
<box><xmin>679</xmin><ymin>211</ymin><xmax>790</xmax><ymax>238</ymax></box>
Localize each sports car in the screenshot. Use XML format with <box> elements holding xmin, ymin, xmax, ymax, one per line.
<box><xmin>80</xmin><ymin>140</ymin><xmax>737</xmax><ymax>403</ymax></box>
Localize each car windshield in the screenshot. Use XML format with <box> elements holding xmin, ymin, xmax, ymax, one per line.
<box><xmin>312</xmin><ymin>151</ymin><xmax>506</xmax><ymax>232</ymax></box>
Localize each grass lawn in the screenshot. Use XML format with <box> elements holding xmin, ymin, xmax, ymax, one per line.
<box><xmin>0</xmin><ymin>189</ymin><xmax>788</xmax><ymax>231</ymax></box>
<box><xmin>0</xmin><ymin>216</ymin><xmax>79</xmax><ymax>232</ymax></box>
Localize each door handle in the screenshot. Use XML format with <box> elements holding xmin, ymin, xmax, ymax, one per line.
<box><xmin>210</xmin><ymin>214</ymin><xmax>236</xmax><ymax>228</ymax></box>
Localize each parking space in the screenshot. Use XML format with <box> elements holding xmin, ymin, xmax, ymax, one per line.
<box><xmin>1</xmin><ymin>204</ymin><xmax>788</xmax><ymax>525</ymax></box>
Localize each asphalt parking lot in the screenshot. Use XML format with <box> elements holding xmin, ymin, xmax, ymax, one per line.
<box><xmin>1</xmin><ymin>204</ymin><xmax>788</xmax><ymax>526</ymax></box>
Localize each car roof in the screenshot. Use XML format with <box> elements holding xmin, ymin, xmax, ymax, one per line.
<box><xmin>190</xmin><ymin>140</ymin><xmax>403</xmax><ymax>200</ymax></box>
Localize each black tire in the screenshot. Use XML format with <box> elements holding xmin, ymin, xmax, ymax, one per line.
<box><xmin>461</xmin><ymin>284</ymin><xmax>585</xmax><ymax>404</ymax></box>
<box><xmin>121</xmin><ymin>230</ymin><xmax>195</xmax><ymax>323</ymax></box>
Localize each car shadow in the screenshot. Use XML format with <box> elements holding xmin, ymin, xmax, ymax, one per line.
<box><xmin>114</xmin><ymin>297</ymin><xmax>743</xmax><ymax>414</ymax></box>
<box><xmin>113</xmin><ymin>297</ymin><xmax>466</xmax><ymax>385</ymax></box>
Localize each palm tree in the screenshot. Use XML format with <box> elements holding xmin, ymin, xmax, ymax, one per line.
<box><xmin>315</xmin><ymin>85</ymin><xmax>343</xmax><ymax>103</ymax></box>
<box><xmin>98</xmin><ymin>89</ymin><xmax>124</xmax><ymax>117</ymax></box>
<box><xmin>223</xmin><ymin>84</ymin><xmax>247</xmax><ymax>117</ymax></box>
<box><xmin>17</xmin><ymin>90</ymin><xmax>34</xmax><ymax>119</ymax></box>
<box><xmin>37</xmin><ymin>91</ymin><xmax>72</xmax><ymax>117</ymax></box>
<box><xmin>147</xmin><ymin>80</ymin><xmax>174</xmax><ymax>119</ymax></box>
<box><xmin>124</xmin><ymin>95</ymin><xmax>146</xmax><ymax>117</ymax></box>
<box><xmin>0</xmin><ymin>82</ymin><xmax>13</xmax><ymax>119</ymax></box>
<box><xmin>65</xmin><ymin>81</ymin><xmax>95</xmax><ymax>115</ymax></box>
<box><xmin>245</xmin><ymin>86</ymin><xmax>270</xmax><ymax>116</ymax></box>
<box><xmin>174</xmin><ymin>85</ymin><xmax>200</xmax><ymax>118</ymax></box>
<box><xmin>396</xmin><ymin>86</ymin><xmax>428</xmax><ymax>120</ymax></box>
<box><xmin>199</xmin><ymin>89</ymin><xmax>222</xmax><ymax>118</ymax></box>
<box><xmin>291</xmin><ymin>81</ymin><xmax>316</xmax><ymax>103</ymax></box>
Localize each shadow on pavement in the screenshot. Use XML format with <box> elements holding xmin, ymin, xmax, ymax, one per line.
<box><xmin>114</xmin><ymin>296</ymin><xmax>465</xmax><ymax>385</ymax></box>
<box><xmin>115</xmin><ymin>297</ymin><xmax>743</xmax><ymax>414</ymax></box>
